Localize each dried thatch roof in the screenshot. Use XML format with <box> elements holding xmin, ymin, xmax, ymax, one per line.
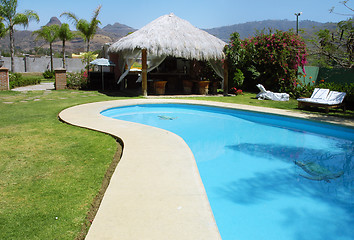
<box><xmin>108</xmin><ymin>13</ymin><xmax>227</xmax><ymax>61</ymax></box>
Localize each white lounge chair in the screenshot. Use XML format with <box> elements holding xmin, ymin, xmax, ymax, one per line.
<box><xmin>297</xmin><ymin>88</ymin><xmax>330</xmax><ymax>102</ymax></box>
<box><xmin>297</xmin><ymin>88</ymin><xmax>346</xmax><ymax>113</ymax></box>
<box><xmin>256</xmin><ymin>84</ymin><xmax>289</xmax><ymax>101</ymax></box>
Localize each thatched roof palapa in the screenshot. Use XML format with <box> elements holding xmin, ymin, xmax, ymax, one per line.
<box><xmin>108</xmin><ymin>13</ymin><xmax>227</xmax><ymax>61</ymax></box>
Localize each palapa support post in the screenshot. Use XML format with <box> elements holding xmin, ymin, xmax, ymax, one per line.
<box><xmin>142</xmin><ymin>49</ymin><xmax>148</xmax><ymax>96</ymax></box>
<box><xmin>223</xmin><ymin>58</ymin><xmax>229</xmax><ymax>96</ymax></box>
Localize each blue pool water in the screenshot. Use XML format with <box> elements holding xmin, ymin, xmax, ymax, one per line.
<box><xmin>101</xmin><ymin>104</ymin><xmax>354</xmax><ymax>240</ymax></box>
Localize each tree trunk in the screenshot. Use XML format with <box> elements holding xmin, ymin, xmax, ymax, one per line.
<box><xmin>87</xmin><ymin>40</ymin><xmax>90</xmax><ymax>53</ymax></box>
<box><xmin>9</xmin><ymin>27</ymin><xmax>15</xmax><ymax>72</ymax></box>
<box><xmin>223</xmin><ymin>58</ymin><xmax>229</xmax><ymax>96</ymax></box>
<box><xmin>62</xmin><ymin>40</ymin><xmax>66</xmax><ymax>68</ymax></box>
<box><xmin>86</xmin><ymin>40</ymin><xmax>90</xmax><ymax>80</ymax></box>
<box><xmin>50</xmin><ymin>42</ymin><xmax>53</xmax><ymax>71</ymax></box>
<box><xmin>142</xmin><ymin>49</ymin><xmax>148</xmax><ymax>96</ymax></box>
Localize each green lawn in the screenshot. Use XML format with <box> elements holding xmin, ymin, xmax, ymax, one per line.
<box><xmin>0</xmin><ymin>90</ymin><xmax>135</xmax><ymax>239</ymax></box>
<box><xmin>0</xmin><ymin>89</ymin><xmax>352</xmax><ymax>239</ymax></box>
<box><xmin>183</xmin><ymin>92</ymin><xmax>354</xmax><ymax>119</ymax></box>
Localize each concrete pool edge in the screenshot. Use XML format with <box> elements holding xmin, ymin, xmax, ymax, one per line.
<box><xmin>58</xmin><ymin>99</ymin><xmax>354</xmax><ymax>240</ymax></box>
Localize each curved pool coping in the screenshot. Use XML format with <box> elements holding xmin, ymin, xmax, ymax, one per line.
<box><xmin>58</xmin><ymin>99</ymin><xmax>353</xmax><ymax>240</ymax></box>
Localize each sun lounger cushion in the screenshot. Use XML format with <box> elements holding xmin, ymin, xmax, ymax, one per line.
<box><xmin>326</xmin><ymin>91</ymin><xmax>346</xmax><ymax>105</ymax></box>
<box><xmin>310</xmin><ymin>88</ymin><xmax>330</xmax><ymax>100</ymax></box>
<box><xmin>297</xmin><ymin>88</ymin><xmax>330</xmax><ymax>103</ymax></box>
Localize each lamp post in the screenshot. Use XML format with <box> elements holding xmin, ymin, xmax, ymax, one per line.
<box><xmin>295</xmin><ymin>12</ymin><xmax>302</xmax><ymax>35</ymax></box>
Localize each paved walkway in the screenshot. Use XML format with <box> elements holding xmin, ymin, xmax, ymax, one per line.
<box><xmin>58</xmin><ymin>99</ymin><xmax>354</xmax><ymax>240</ymax></box>
<box><xmin>11</xmin><ymin>82</ymin><xmax>55</xmax><ymax>91</ymax></box>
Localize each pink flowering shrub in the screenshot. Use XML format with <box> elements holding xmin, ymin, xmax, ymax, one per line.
<box><xmin>66</xmin><ymin>70</ymin><xmax>88</xmax><ymax>89</ymax></box>
<box><xmin>225</xmin><ymin>30</ymin><xmax>308</xmax><ymax>96</ymax></box>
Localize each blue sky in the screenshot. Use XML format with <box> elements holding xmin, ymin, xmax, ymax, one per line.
<box><xmin>17</xmin><ymin>0</ymin><xmax>353</xmax><ymax>31</ymax></box>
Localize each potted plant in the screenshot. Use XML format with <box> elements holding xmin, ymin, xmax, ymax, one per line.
<box><xmin>183</xmin><ymin>79</ymin><xmax>193</xmax><ymax>94</ymax></box>
<box><xmin>197</xmin><ymin>77</ymin><xmax>210</xmax><ymax>95</ymax></box>
<box><xmin>154</xmin><ymin>80</ymin><xmax>168</xmax><ymax>95</ymax></box>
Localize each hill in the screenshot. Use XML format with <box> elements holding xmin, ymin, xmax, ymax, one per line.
<box><xmin>0</xmin><ymin>18</ymin><xmax>337</xmax><ymax>55</ymax></box>
<box><xmin>204</xmin><ymin>20</ymin><xmax>337</xmax><ymax>42</ymax></box>
<box><xmin>0</xmin><ymin>17</ymin><xmax>136</xmax><ymax>55</ymax></box>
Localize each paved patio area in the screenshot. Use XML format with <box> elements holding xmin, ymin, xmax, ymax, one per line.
<box><xmin>58</xmin><ymin>99</ymin><xmax>353</xmax><ymax>240</ymax></box>
<box><xmin>11</xmin><ymin>82</ymin><xmax>54</xmax><ymax>91</ymax></box>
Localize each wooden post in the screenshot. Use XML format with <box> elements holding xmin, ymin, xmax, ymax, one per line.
<box><xmin>223</xmin><ymin>58</ymin><xmax>229</xmax><ymax>96</ymax></box>
<box><xmin>142</xmin><ymin>49</ymin><xmax>148</xmax><ymax>96</ymax></box>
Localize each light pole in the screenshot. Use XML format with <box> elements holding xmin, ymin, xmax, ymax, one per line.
<box><xmin>295</xmin><ymin>12</ymin><xmax>302</xmax><ymax>35</ymax></box>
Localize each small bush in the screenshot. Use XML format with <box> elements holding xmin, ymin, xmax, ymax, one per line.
<box><xmin>231</xmin><ymin>69</ymin><xmax>245</xmax><ymax>88</ymax></box>
<box><xmin>43</xmin><ymin>70</ymin><xmax>55</xmax><ymax>79</ymax></box>
<box><xmin>9</xmin><ymin>72</ymin><xmax>41</xmax><ymax>89</ymax></box>
<box><xmin>66</xmin><ymin>71</ymin><xmax>88</xmax><ymax>90</ymax></box>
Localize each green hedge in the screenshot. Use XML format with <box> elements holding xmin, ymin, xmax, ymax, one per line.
<box><xmin>9</xmin><ymin>73</ymin><xmax>42</xmax><ymax>89</ymax></box>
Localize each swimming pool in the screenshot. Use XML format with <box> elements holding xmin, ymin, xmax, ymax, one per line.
<box><xmin>101</xmin><ymin>104</ymin><xmax>354</xmax><ymax>240</ymax></box>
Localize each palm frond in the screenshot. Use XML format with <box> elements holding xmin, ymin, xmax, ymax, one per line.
<box><xmin>60</xmin><ymin>12</ymin><xmax>78</xmax><ymax>26</ymax></box>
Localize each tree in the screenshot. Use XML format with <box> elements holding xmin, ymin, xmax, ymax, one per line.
<box><xmin>330</xmin><ymin>0</ymin><xmax>353</xmax><ymax>16</ymax></box>
<box><xmin>310</xmin><ymin>19</ymin><xmax>353</xmax><ymax>68</ymax></box>
<box><xmin>0</xmin><ymin>16</ymin><xmax>6</xmax><ymax>38</ymax></box>
<box><xmin>60</xmin><ymin>5</ymin><xmax>101</xmax><ymax>53</ymax></box>
<box><xmin>57</xmin><ymin>23</ymin><xmax>74</xmax><ymax>68</ymax></box>
<box><xmin>0</xmin><ymin>0</ymin><xmax>39</xmax><ymax>72</ymax></box>
<box><xmin>32</xmin><ymin>24</ymin><xmax>59</xmax><ymax>71</ymax></box>
<box><xmin>224</xmin><ymin>32</ymin><xmax>247</xmax><ymax>88</ymax></box>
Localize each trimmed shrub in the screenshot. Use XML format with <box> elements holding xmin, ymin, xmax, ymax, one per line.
<box><xmin>43</xmin><ymin>70</ymin><xmax>55</xmax><ymax>79</ymax></box>
<box><xmin>9</xmin><ymin>72</ymin><xmax>41</xmax><ymax>89</ymax></box>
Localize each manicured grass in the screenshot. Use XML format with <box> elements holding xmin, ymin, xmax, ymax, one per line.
<box><xmin>0</xmin><ymin>89</ymin><xmax>352</xmax><ymax>239</ymax></box>
<box><xmin>21</xmin><ymin>74</ymin><xmax>46</xmax><ymax>83</ymax></box>
<box><xmin>0</xmin><ymin>90</ymin><xmax>137</xmax><ymax>239</ymax></box>
<box><xmin>182</xmin><ymin>92</ymin><xmax>354</xmax><ymax>119</ymax></box>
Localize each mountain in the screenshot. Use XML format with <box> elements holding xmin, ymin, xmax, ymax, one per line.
<box><xmin>0</xmin><ymin>17</ymin><xmax>134</xmax><ymax>54</ymax></box>
<box><xmin>0</xmin><ymin>18</ymin><xmax>338</xmax><ymax>55</ymax></box>
<box><xmin>204</xmin><ymin>20</ymin><xmax>337</xmax><ymax>42</ymax></box>
<box><xmin>45</xmin><ymin>17</ymin><xmax>62</xmax><ymax>27</ymax></box>
<box><xmin>100</xmin><ymin>23</ymin><xmax>136</xmax><ymax>38</ymax></box>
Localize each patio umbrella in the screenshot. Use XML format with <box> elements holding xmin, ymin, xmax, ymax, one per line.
<box><xmin>90</xmin><ymin>58</ymin><xmax>116</xmax><ymax>90</ymax></box>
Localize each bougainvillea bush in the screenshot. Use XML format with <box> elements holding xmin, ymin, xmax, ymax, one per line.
<box><xmin>66</xmin><ymin>71</ymin><xmax>88</xmax><ymax>89</ymax></box>
<box><xmin>225</xmin><ymin>30</ymin><xmax>308</xmax><ymax>96</ymax></box>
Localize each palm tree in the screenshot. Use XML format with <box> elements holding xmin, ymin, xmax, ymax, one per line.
<box><xmin>57</xmin><ymin>23</ymin><xmax>74</xmax><ymax>68</ymax></box>
<box><xmin>0</xmin><ymin>0</ymin><xmax>39</xmax><ymax>72</ymax></box>
<box><xmin>60</xmin><ymin>5</ymin><xmax>101</xmax><ymax>53</ymax></box>
<box><xmin>0</xmin><ymin>17</ymin><xmax>6</xmax><ymax>38</ymax></box>
<box><xmin>32</xmin><ymin>25</ymin><xmax>59</xmax><ymax>72</ymax></box>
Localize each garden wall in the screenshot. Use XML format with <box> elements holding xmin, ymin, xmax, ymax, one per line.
<box><xmin>1</xmin><ymin>56</ymin><xmax>85</xmax><ymax>73</ymax></box>
<box><xmin>298</xmin><ymin>66</ymin><xmax>354</xmax><ymax>85</ymax></box>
